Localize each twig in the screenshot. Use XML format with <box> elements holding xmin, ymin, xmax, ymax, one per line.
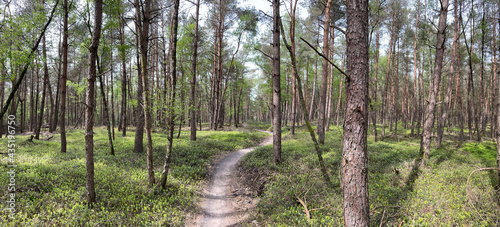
<box><xmin>255</xmin><ymin>48</ymin><xmax>272</xmax><ymax>59</ymax></box>
<box><xmin>299</xmin><ymin>37</ymin><xmax>349</xmax><ymax>79</ymax></box>
<box><xmin>379</xmin><ymin>209</ymin><xmax>386</xmax><ymax>227</ymax></box>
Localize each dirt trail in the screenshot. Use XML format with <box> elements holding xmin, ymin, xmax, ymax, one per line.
<box><xmin>198</xmin><ymin>131</ymin><xmax>272</xmax><ymax>227</ymax></box>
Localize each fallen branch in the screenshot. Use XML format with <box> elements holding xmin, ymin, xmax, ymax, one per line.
<box><xmin>295</xmin><ymin>195</ymin><xmax>311</xmax><ymax>221</ymax></box>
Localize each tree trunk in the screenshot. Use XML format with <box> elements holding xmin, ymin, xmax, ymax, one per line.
<box><xmin>420</xmin><ymin>0</ymin><xmax>448</xmax><ymax>161</ymax></box>
<box><xmin>371</xmin><ymin>24</ymin><xmax>380</xmax><ymax>141</ymax></box>
<box><xmin>496</xmin><ymin>14</ymin><xmax>500</xmax><ymax>188</ymax></box>
<box><xmin>382</xmin><ymin>17</ymin><xmax>394</xmax><ymax>138</ymax></box>
<box><xmin>133</xmin><ymin>0</ymin><xmax>145</xmax><ymax>154</ymax></box>
<box><xmin>137</xmin><ymin>0</ymin><xmax>155</xmax><ymax>186</ymax></box>
<box><xmin>289</xmin><ymin>0</ymin><xmax>298</xmax><ymax>135</ymax></box>
<box><xmin>98</xmin><ymin>72</ymin><xmax>115</xmax><ymax>155</ymax></box>
<box><xmin>492</xmin><ymin>12</ymin><xmax>497</xmax><ymax>139</ymax></box>
<box><xmin>436</xmin><ymin>0</ymin><xmax>459</xmax><ymax>147</ymax></box>
<box><xmin>272</xmin><ymin>0</ymin><xmax>282</xmax><ymax>163</ymax></box>
<box><xmin>317</xmin><ymin>0</ymin><xmax>333</xmax><ymax>144</ymax></box>
<box><xmin>342</xmin><ymin>0</ymin><xmax>370</xmax><ymax>224</ymax></box>
<box><xmin>85</xmin><ymin>0</ymin><xmax>102</xmax><ymax>205</ymax></box>
<box><xmin>189</xmin><ymin>0</ymin><xmax>200</xmax><ymax>140</ymax></box>
<box><xmin>119</xmin><ymin>18</ymin><xmax>127</xmax><ymax>137</ymax></box>
<box><xmin>35</xmin><ymin>35</ymin><xmax>49</xmax><ymax>140</ymax></box>
<box><xmin>158</xmin><ymin>0</ymin><xmax>180</xmax><ymax>189</ymax></box>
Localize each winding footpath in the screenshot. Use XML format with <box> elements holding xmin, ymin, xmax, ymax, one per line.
<box><xmin>199</xmin><ymin>131</ymin><xmax>272</xmax><ymax>227</ymax></box>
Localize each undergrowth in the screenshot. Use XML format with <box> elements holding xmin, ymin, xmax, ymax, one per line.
<box><xmin>0</xmin><ymin>127</ymin><xmax>267</xmax><ymax>226</ymax></box>
<box><xmin>240</xmin><ymin>124</ymin><xmax>500</xmax><ymax>226</ymax></box>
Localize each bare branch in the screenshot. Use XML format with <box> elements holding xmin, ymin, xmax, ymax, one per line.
<box><xmin>299</xmin><ymin>37</ymin><xmax>348</xmax><ymax>79</ymax></box>
<box><xmin>255</xmin><ymin>48</ymin><xmax>272</xmax><ymax>59</ymax></box>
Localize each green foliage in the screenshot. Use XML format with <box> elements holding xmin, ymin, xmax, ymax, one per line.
<box><xmin>462</xmin><ymin>142</ymin><xmax>497</xmax><ymax>167</ymax></box>
<box><xmin>0</xmin><ymin>128</ymin><xmax>266</xmax><ymax>226</ymax></box>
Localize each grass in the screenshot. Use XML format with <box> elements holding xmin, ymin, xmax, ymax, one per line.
<box><xmin>0</xmin><ymin>126</ymin><xmax>267</xmax><ymax>226</ymax></box>
<box><xmin>240</xmin><ymin>124</ymin><xmax>500</xmax><ymax>226</ymax></box>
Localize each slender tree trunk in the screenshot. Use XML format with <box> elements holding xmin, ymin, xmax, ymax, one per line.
<box><xmin>158</xmin><ymin>0</ymin><xmax>180</xmax><ymax>189</ymax></box>
<box><xmin>35</xmin><ymin>35</ymin><xmax>49</xmax><ymax>140</ymax></box>
<box><xmin>137</xmin><ymin>0</ymin><xmax>155</xmax><ymax>186</ymax></box>
<box><xmin>310</xmin><ymin>56</ymin><xmax>318</xmax><ymax>120</ymax></box>
<box><xmin>119</xmin><ymin>18</ymin><xmax>127</xmax><ymax>137</ymax></box>
<box><xmin>420</xmin><ymin>0</ymin><xmax>448</xmax><ymax>161</ymax></box>
<box><xmin>342</xmin><ymin>0</ymin><xmax>370</xmax><ymax>224</ymax></box>
<box><xmin>110</xmin><ymin>48</ymin><xmax>115</xmax><ymax>140</ymax></box>
<box><xmin>492</xmin><ymin>14</ymin><xmax>497</xmax><ymax>139</ymax></box>
<box><xmin>496</xmin><ymin>14</ymin><xmax>500</xmax><ymax>187</ymax></box>
<box><xmin>98</xmin><ymin>72</ymin><xmax>115</xmax><ymax>155</ymax></box>
<box><xmin>479</xmin><ymin>5</ymin><xmax>486</xmax><ymax>138</ymax></box>
<box><xmin>317</xmin><ymin>0</ymin><xmax>333</xmax><ymax>144</ymax></box>
<box><xmin>371</xmin><ymin>24</ymin><xmax>380</xmax><ymax>141</ymax></box>
<box><xmin>289</xmin><ymin>0</ymin><xmax>298</xmax><ymax>135</ymax></box>
<box><xmin>133</xmin><ymin>0</ymin><xmax>144</xmax><ymax>154</ymax></box>
<box><xmin>30</xmin><ymin>67</ymin><xmax>34</xmax><ymax>132</ymax></box>
<box><xmin>382</xmin><ymin>17</ymin><xmax>394</xmax><ymax>138</ymax></box>
<box><xmin>393</xmin><ymin>37</ymin><xmax>399</xmax><ymax>140</ymax></box>
<box><xmin>272</xmin><ymin>0</ymin><xmax>282</xmax><ymax>163</ymax></box>
<box><xmin>436</xmin><ymin>0</ymin><xmax>458</xmax><ymax>147</ymax></box>
<box><xmin>85</xmin><ymin>0</ymin><xmax>103</xmax><ymax>205</ymax></box>
<box><xmin>190</xmin><ymin>0</ymin><xmax>200</xmax><ymax>140</ymax></box>
<box><xmin>335</xmin><ymin>77</ymin><xmax>343</xmax><ymax>127</ymax></box>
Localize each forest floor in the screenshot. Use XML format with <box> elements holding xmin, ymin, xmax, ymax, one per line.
<box><xmin>238</xmin><ymin>123</ymin><xmax>500</xmax><ymax>226</ymax></box>
<box><xmin>0</xmin><ymin>126</ymin><xmax>268</xmax><ymax>226</ymax></box>
<box><xmin>188</xmin><ymin>130</ymin><xmax>272</xmax><ymax>227</ymax></box>
<box><xmin>1</xmin><ymin>123</ymin><xmax>499</xmax><ymax>226</ymax></box>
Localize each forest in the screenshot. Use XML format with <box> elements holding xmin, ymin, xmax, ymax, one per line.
<box><xmin>0</xmin><ymin>0</ymin><xmax>499</xmax><ymax>226</ymax></box>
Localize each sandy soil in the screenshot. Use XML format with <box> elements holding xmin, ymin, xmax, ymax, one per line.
<box><xmin>190</xmin><ymin>131</ymin><xmax>272</xmax><ymax>227</ymax></box>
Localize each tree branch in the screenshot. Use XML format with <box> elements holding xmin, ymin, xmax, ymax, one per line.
<box><xmin>255</xmin><ymin>48</ymin><xmax>272</xmax><ymax>59</ymax></box>
<box><xmin>299</xmin><ymin>36</ymin><xmax>348</xmax><ymax>79</ymax></box>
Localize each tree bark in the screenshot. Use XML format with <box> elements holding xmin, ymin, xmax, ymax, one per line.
<box><xmin>158</xmin><ymin>0</ymin><xmax>180</xmax><ymax>189</ymax></box>
<box><xmin>317</xmin><ymin>0</ymin><xmax>333</xmax><ymax>144</ymax></box>
<box><xmin>98</xmin><ymin>71</ymin><xmax>115</xmax><ymax>155</ymax></box>
<box><xmin>272</xmin><ymin>0</ymin><xmax>282</xmax><ymax>163</ymax></box>
<box><xmin>496</xmin><ymin>14</ymin><xmax>500</xmax><ymax>189</ymax></box>
<box><xmin>136</xmin><ymin>0</ymin><xmax>155</xmax><ymax>186</ymax></box>
<box><xmin>436</xmin><ymin>0</ymin><xmax>459</xmax><ymax>147</ymax></box>
<box><xmin>371</xmin><ymin>23</ymin><xmax>380</xmax><ymax>141</ymax></box>
<box><xmin>492</xmin><ymin>12</ymin><xmax>497</xmax><ymax>139</ymax></box>
<box><xmin>189</xmin><ymin>0</ymin><xmax>200</xmax><ymax>140</ymax></box>
<box><xmin>133</xmin><ymin>0</ymin><xmax>145</xmax><ymax>154</ymax></box>
<box><xmin>342</xmin><ymin>0</ymin><xmax>370</xmax><ymax>224</ymax></box>
<box><xmin>382</xmin><ymin>16</ymin><xmax>394</xmax><ymax>138</ymax></box>
<box><xmin>35</xmin><ymin>34</ymin><xmax>49</xmax><ymax>140</ymax></box>
<box><xmin>420</xmin><ymin>0</ymin><xmax>448</xmax><ymax>161</ymax></box>
<box><xmin>289</xmin><ymin>0</ymin><xmax>298</xmax><ymax>135</ymax></box>
<box><xmin>119</xmin><ymin>18</ymin><xmax>127</xmax><ymax>137</ymax></box>
<box><xmin>85</xmin><ymin>0</ymin><xmax>103</xmax><ymax>205</ymax></box>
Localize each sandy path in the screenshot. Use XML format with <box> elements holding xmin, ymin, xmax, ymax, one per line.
<box><xmin>199</xmin><ymin>131</ymin><xmax>272</xmax><ymax>227</ymax></box>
